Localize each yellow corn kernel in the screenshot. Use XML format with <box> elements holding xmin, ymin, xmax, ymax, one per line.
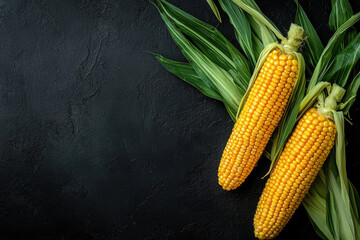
<box><xmin>254</xmin><ymin>108</ymin><xmax>336</xmax><ymax>239</ymax></box>
<box><xmin>218</xmin><ymin>49</ymin><xmax>299</xmax><ymax>191</ymax></box>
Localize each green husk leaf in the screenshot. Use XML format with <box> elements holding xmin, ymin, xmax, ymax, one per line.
<box><xmin>327</xmin><ymin>163</ymin><xmax>356</xmax><ymax>240</ymax></box>
<box><xmin>348</xmin><ymin>181</ymin><xmax>360</xmax><ymax>238</ymax></box>
<box><xmin>219</xmin><ymin>0</ymin><xmax>257</xmax><ymax>65</ymax></box>
<box><xmin>323</xmin><ymin>33</ymin><xmax>360</xmax><ymax>87</ymax></box>
<box><xmin>329</xmin><ymin>0</ymin><xmax>356</xmax><ymax>48</ymax></box>
<box><xmin>232</xmin><ymin>0</ymin><xmax>284</xmax><ymax>44</ymax></box>
<box><xmin>247</xmin><ymin>16</ymin><xmax>275</xmax><ymax>47</ymax></box>
<box><xmin>226</xmin><ymin>40</ymin><xmax>252</xmax><ymax>93</ymax></box>
<box><xmin>154</xmin><ymin>54</ymin><xmax>222</xmax><ymax>100</ymax></box>
<box><xmin>303</xmin><ymin>169</ymin><xmax>334</xmax><ymax>240</ymax></box>
<box><xmin>294</xmin><ymin>0</ymin><xmax>324</xmax><ymax>72</ymax></box>
<box><xmin>329</xmin><ymin>0</ymin><xmax>353</xmax><ymax>32</ymax></box>
<box><xmin>240</xmin><ymin>0</ymin><xmax>262</xmax><ymax>11</ymax></box>
<box><xmin>326</xmin><ymin>181</ymin><xmax>339</xmax><ymax>238</ymax></box>
<box><xmin>308</xmin><ymin>12</ymin><xmax>360</xmax><ymax>92</ymax></box>
<box><xmin>308</xmin><ymin>216</ymin><xmax>332</xmax><ymax>240</ymax></box>
<box><xmin>298</xmin><ymin>81</ymin><xmax>331</xmax><ymax>118</ymax></box>
<box><xmin>206</xmin><ymin>0</ymin><xmax>222</xmax><ymax>22</ymax></box>
<box><xmin>156</xmin><ymin>4</ymin><xmax>242</xmax><ymax>117</ymax></box>
<box><xmin>158</xmin><ymin>0</ymin><xmax>251</xmax><ymax>83</ymax></box>
<box><xmin>251</xmin><ymin>31</ymin><xmax>265</xmax><ymax>58</ymax></box>
<box><xmin>348</xmin><ymin>181</ymin><xmax>360</xmax><ymax>220</ymax></box>
<box><xmin>342</xmin><ymin>72</ymin><xmax>360</xmax><ymax>115</ymax></box>
<box><xmin>304</xmin><ymin>202</ymin><xmax>333</xmax><ymax>240</ymax></box>
<box><xmin>224</xmin><ymin>102</ymin><xmax>237</xmax><ymax>121</ymax></box>
<box><xmin>332</xmin><ymin>111</ymin><xmax>350</xmax><ymax>209</ymax></box>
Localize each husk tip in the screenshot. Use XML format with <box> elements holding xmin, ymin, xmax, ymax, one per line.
<box><xmin>282</xmin><ymin>23</ymin><xmax>304</xmax><ymax>52</ymax></box>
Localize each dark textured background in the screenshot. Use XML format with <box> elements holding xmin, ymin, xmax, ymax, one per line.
<box><xmin>0</xmin><ymin>0</ymin><xmax>359</xmax><ymax>239</ymax></box>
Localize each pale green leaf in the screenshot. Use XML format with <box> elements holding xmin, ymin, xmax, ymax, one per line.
<box><xmin>304</xmin><ymin>171</ymin><xmax>334</xmax><ymax>240</ymax></box>
<box><xmin>294</xmin><ymin>0</ymin><xmax>324</xmax><ymax>72</ymax></box>
<box><xmin>154</xmin><ymin>54</ymin><xmax>222</xmax><ymax>100</ymax></box>
<box><xmin>219</xmin><ymin>0</ymin><xmax>257</xmax><ymax>65</ymax></box>
<box><xmin>342</xmin><ymin>72</ymin><xmax>360</xmax><ymax>115</ymax></box>
<box><xmin>206</xmin><ymin>0</ymin><xmax>222</xmax><ymax>22</ymax></box>
<box><xmin>323</xmin><ymin>33</ymin><xmax>360</xmax><ymax>87</ymax></box>
<box><xmin>156</xmin><ymin>5</ymin><xmax>242</xmax><ymax>114</ymax></box>
<box><xmin>348</xmin><ymin>181</ymin><xmax>360</xmax><ymax>238</ymax></box>
<box><xmin>232</xmin><ymin>0</ymin><xmax>283</xmax><ymax>44</ymax></box>
<box><xmin>298</xmin><ymin>81</ymin><xmax>331</xmax><ymax>118</ymax></box>
<box><xmin>308</xmin><ymin>12</ymin><xmax>360</xmax><ymax>92</ymax></box>
<box><xmin>327</xmin><ymin>164</ymin><xmax>356</xmax><ymax>240</ymax></box>
<box><xmin>158</xmin><ymin>0</ymin><xmax>251</xmax><ymax>80</ymax></box>
<box><xmin>332</xmin><ymin>111</ymin><xmax>350</xmax><ymax>209</ymax></box>
<box><xmin>329</xmin><ymin>0</ymin><xmax>353</xmax><ymax>32</ymax></box>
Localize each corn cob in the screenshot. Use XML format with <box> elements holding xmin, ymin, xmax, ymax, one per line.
<box><xmin>254</xmin><ymin>107</ymin><xmax>337</xmax><ymax>239</ymax></box>
<box><xmin>218</xmin><ymin>24</ymin><xmax>304</xmax><ymax>191</ymax></box>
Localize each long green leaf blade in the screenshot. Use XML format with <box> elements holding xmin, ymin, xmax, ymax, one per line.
<box><xmin>329</xmin><ymin>0</ymin><xmax>357</xmax><ymax>50</ymax></box>
<box><xmin>207</xmin><ymin>0</ymin><xmax>222</xmax><ymax>22</ymax></box>
<box><xmin>156</xmin><ymin>5</ymin><xmax>242</xmax><ymax>115</ymax></box>
<box><xmin>343</xmin><ymin>72</ymin><xmax>360</xmax><ymax>115</ymax></box>
<box><xmin>348</xmin><ymin>181</ymin><xmax>360</xmax><ymax>239</ymax></box>
<box><xmin>323</xmin><ymin>33</ymin><xmax>360</xmax><ymax>87</ymax></box>
<box><xmin>158</xmin><ymin>0</ymin><xmax>251</xmax><ymax>79</ymax></box>
<box><xmin>329</xmin><ymin>0</ymin><xmax>353</xmax><ymax>32</ymax></box>
<box><xmin>327</xmin><ymin>164</ymin><xmax>356</xmax><ymax>240</ymax></box>
<box><xmin>219</xmin><ymin>0</ymin><xmax>256</xmax><ymax>65</ymax></box>
<box><xmin>308</xmin><ymin>12</ymin><xmax>360</xmax><ymax>92</ymax></box>
<box><xmin>332</xmin><ymin>111</ymin><xmax>350</xmax><ymax>208</ymax></box>
<box><xmin>294</xmin><ymin>0</ymin><xmax>324</xmax><ymax>72</ymax></box>
<box><xmin>154</xmin><ymin>54</ymin><xmax>222</xmax><ymax>100</ymax></box>
<box><xmin>232</xmin><ymin>0</ymin><xmax>283</xmax><ymax>44</ymax></box>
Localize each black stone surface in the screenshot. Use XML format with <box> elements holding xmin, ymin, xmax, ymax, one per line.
<box><xmin>0</xmin><ymin>0</ymin><xmax>359</xmax><ymax>239</ymax></box>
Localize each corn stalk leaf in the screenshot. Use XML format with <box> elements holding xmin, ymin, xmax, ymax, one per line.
<box><xmin>329</xmin><ymin>0</ymin><xmax>353</xmax><ymax>32</ymax></box>
<box><xmin>323</xmin><ymin>111</ymin><xmax>360</xmax><ymax>240</ymax></box>
<box><xmin>231</xmin><ymin>0</ymin><xmax>283</xmax><ymax>45</ymax></box>
<box><xmin>332</xmin><ymin>111</ymin><xmax>350</xmax><ymax>208</ymax></box>
<box><xmin>304</xmin><ymin>173</ymin><xmax>333</xmax><ymax>239</ymax></box>
<box><xmin>322</xmin><ymin>33</ymin><xmax>360</xmax><ymax>87</ymax></box>
<box><xmin>326</xmin><ymin>160</ymin><xmax>356</xmax><ymax>240</ymax></box>
<box><xmin>308</xmin><ymin>12</ymin><xmax>360</xmax><ymax>92</ymax></box>
<box><xmin>154</xmin><ymin>54</ymin><xmax>222</xmax><ymax>101</ymax></box>
<box><xmin>157</xmin><ymin>0</ymin><xmax>251</xmax><ymax>91</ymax></box>
<box><xmin>156</xmin><ymin>4</ymin><xmax>242</xmax><ymax>118</ymax></box>
<box><xmin>294</xmin><ymin>0</ymin><xmax>324</xmax><ymax>72</ymax></box>
<box><xmin>304</xmin><ymin>170</ymin><xmax>334</xmax><ymax>240</ymax></box>
<box><xmin>219</xmin><ymin>0</ymin><xmax>258</xmax><ymax>65</ymax></box>
<box><xmin>329</xmin><ymin>0</ymin><xmax>356</xmax><ymax>48</ymax></box>
<box><xmin>343</xmin><ymin>72</ymin><xmax>360</xmax><ymax>115</ymax></box>
<box><xmin>348</xmin><ymin>180</ymin><xmax>360</xmax><ymax>220</ymax></box>
<box><xmin>206</xmin><ymin>0</ymin><xmax>222</xmax><ymax>22</ymax></box>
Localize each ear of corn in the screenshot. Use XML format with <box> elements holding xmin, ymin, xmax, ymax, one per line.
<box><xmin>254</xmin><ymin>108</ymin><xmax>336</xmax><ymax>239</ymax></box>
<box><xmin>218</xmin><ymin>24</ymin><xmax>304</xmax><ymax>191</ymax></box>
<box><xmin>218</xmin><ymin>49</ymin><xmax>299</xmax><ymax>190</ymax></box>
<box><xmin>254</xmin><ymin>85</ymin><xmax>347</xmax><ymax>239</ymax></box>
